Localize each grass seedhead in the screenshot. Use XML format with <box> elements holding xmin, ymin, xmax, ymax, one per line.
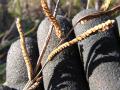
<box><xmin>41</xmin><ymin>0</ymin><xmax>62</xmax><ymax>39</ymax></box>
<box><xmin>47</xmin><ymin>20</ymin><xmax>115</xmax><ymax>61</ymax></box>
<box><xmin>16</xmin><ymin>18</ymin><xmax>33</xmax><ymax>81</ymax></box>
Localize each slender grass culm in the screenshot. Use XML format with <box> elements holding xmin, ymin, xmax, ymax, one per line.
<box><xmin>47</xmin><ymin>19</ymin><xmax>115</xmax><ymax>61</ymax></box>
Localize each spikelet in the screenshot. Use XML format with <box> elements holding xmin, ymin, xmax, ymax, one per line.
<box><xmin>47</xmin><ymin>20</ymin><xmax>115</xmax><ymax>61</ymax></box>
<box><xmin>41</xmin><ymin>0</ymin><xmax>62</xmax><ymax>39</ymax></box>
<box><xmin>16</xmin><ymin>18</ymin><xmax>33</xmax><ymax>80</ymax></box>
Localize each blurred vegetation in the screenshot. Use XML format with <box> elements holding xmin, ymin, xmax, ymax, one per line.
<box><xmin>0</xmin><ymin>63</ymin><xmax>5</xmax><ymax>84</ymax></box>
<box><xmin>0</xmin><ymin>0</ymin><xmax>120</xmax><ymax>85</ymax></box>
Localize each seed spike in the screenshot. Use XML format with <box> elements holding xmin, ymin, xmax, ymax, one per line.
<box><xmin>41</xmin><ymin>0</ymin><xmax>62</xmax><ymax>39</ymax></box>
<box><xmin>16</xmin><ymin>18</ymin><xmax>33</xmax><ymax>81</ymax></box>
<box><xmin>47</xmin><ymin>20</ymin><xmax>115</xmax><ymax>61</ymax></box>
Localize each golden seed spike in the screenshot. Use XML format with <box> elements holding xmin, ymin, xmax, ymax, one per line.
<box><xmin>16</xmin><ymin>18</ymin><xmax>33</xmax><ymax>81</ymax></box>
<box><xmin>47</xmin><ymin>20</ymin><xmax>115</xmax><ymax>61</ymax></box>
<box><xmin>41</xmin><ymin>0</ymin><xmax>62</xmax><ymax>39</ymax></box>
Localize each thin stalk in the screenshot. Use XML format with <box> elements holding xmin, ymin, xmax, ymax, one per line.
<box><xmin>95</xmin><ymin>0</ymin><xmax>102</xmax><ymax>10</ymax></box>
<box><xmin>86</xmin><ymin>0</ymin><xmax>90</xmax><ymax>9</ymax></box>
